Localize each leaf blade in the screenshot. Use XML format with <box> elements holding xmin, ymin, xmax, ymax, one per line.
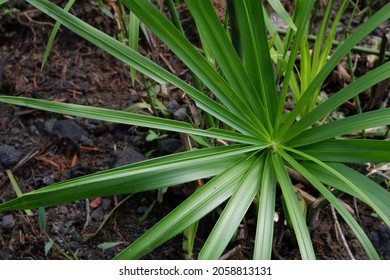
<box><xmin>0</xmin><ymin>145</ymin><xmax>260</xmax><ymax>211</ymax></box>
<box><xmin>296</xmin><ymin>139</ymin><xmax>390</xmax><ymax>163</ymax></box>
<box><xmin>279</xmin><ymin>149</ymin><xmax>380</xmax><ymax>259</ymax></box>
<box><xmin>114</xmin><ymin>155</ymin><xmax>257</xmax><ymax>259</ymax></box>
<box><xmin>0</xmin><ymin>96</ymin><xmax>263</xmax><ymax>145</ymax></box>
<box><xmin>287</xmin><ymin>108</ymin><xmax>390</xmax><ymax>146</ymax></box>
<box><xmin>198</xmin><ymin>153</ymin><xmax>266</xmax><ymax>259</ymax></box>
<box><xmin>254</xmin><ymin>152</ymin><xmax>277</xmax><ymax>260</ymax></box>
<box><xmin>272</xmin><ymin>152</ymin><xmax>316</xmax><ymax>259</ymax></box>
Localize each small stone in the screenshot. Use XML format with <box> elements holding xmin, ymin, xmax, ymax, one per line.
<box><xmin>58</xmin><ymin>206</ymin><xmax>68</xmax><ymax>215</ymax></box>
<box><xmin>42</xmin><ymin>176</ymin><xmax>53</xmax><ymax>185</ymax></box>
<box><xmin>1</xmin><ymin>214</ymin><xmax>15</xmax><ymax>229</ymax></box>
<box><xmin>0</xmin><ymin>145</ymin><xmax>21</xmax><ymax>168</ymax></box>
<box><xmin>0</xmin><ymin>250</ymin><xmax>12</xmax><ymax>260</ymax></box>
<box><xmin>166</xmin><ymin>100</ymin><xmax>181</xmax><ymax>112</ymax></box>
<box><xmin>136</xmin><ymin>206</ymin><xmax>149</xmax><ymax>215</ymax></box>
<box><xmin>28</xmin><ymin>124</ymin><xmax>39</xmax><ymax>135</ymax></box>
<box><xmin>68</xmin><ymin>241</ymin><xmax>80</xmax><ymax>251</ymax></box>
<box><xmin>112</xmin><ymin>148</ymin><xmax>145</xmax><ymax>168</ymax></box>
<box><xmin>52</xmin><ymin>119</ymin><xmax>87</xmax><ymax>144</ymax></box>
<box><xmin>91</xmin><ymin>207</ymin><xmax>104</xmax><ymax>221</ymax></box>
<box><xmin>51</xmin><ymin>224</ymin><xmax>61</xmax><ymax>234</ymax></box>
<box><xmin>101</xmin><ymin>198</ymin><xmax>112</xmax><ymax>211</ymax></box>
<box><xmin>87</xmin><ymin>97</ymin><xmax>95</xmax><ymax>105</ymax></box>
<box><xmin>44</xmin><ymin>119</ymin><xmax>57</xmax><ymax>133</ymax></box>
<box><xmin>157</xmin><ymin>138</ymin><xmax>182</xmax><ymax>154</ymax></box>
<box><xmin>173</xmin><ymin>107</ymin><xmax>188</xmax><ymax>121</ymax></box>
<box><xmin>72</xmin><ymin>231</ymin><xmax>82</xmax><ymax>242</ymax></box>
<box><xmin>370</xmin><ymin>226</ymin><xmax>390</xmax><ymax>257</ymax></box>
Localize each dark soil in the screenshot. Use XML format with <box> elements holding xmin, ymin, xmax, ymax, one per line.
<box><xmin>0</xmin><ymin>1</ymin><xmax>389</xmax><ymax>260</ymax></box>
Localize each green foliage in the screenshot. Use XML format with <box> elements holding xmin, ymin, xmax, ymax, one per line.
<box><xmin>0</xmin><ymin>0</ymin><xmax>389</xmax><ymax>260</ymax></box>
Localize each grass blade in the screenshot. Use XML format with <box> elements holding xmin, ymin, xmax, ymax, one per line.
<box><xmin>283</xmin><ymin>62</ymin><xmax>390</xmax><ymax>142</ymax></box>
<box><xmin>198</xmin><ymin>153</ymin><xmax>266</xmax><ymax>259</ymax></box>
<box><xmin>275</xmin><ymin>0</ymin><xmax>315</xmax><ymax>130</ymax></box>
<box><xmin>283</xmin><ymin>146</ymin><xmax>390</xmax><ymax>227</ymax></box>
<box><xmin>6</xmin><ymin>170</ymin><xmax>33</xmax><ymax>216</ymax></box>
<box><xmin>114</xmin><ymin>155</ymin><xmax>256</xmax><ymax>259</ymax></box>
<box><xmin>272</xmin><ymin>152</ymin><xmax>316</xmax><ymax>259</ymax></box>
<box><xmin>287</xmin><ymin>108</ymin><xmax>390</xmax><ymax>146</ymax></box>
<box><xmin>121</xmin><ymin>0</ymin><xmax>267</xmax><ymax>133</ymax></box>
<box><xmin>279</xmin><ymin>149</ymin><xmax>380</xmax><ymax>259</ymax></box>
<box><xmin>254</xmin><ymin>152</ymin><xmax>276</xmax><ymax>260</ymax></box>
<box><xmin>41</xmin><ymin>0</ymin><xmax>76</xmax><ymax>70</ymax></box>
<box><xmin>235</xmin><ymin>0</ymin><xmax>279</xmax><ymax>125</ymax></box>
<box><xmin>129</xmin><ymin>11</ymin><xmax>140</xmax><ymax>85</ymax></box>
<box><xmin>267</xmin><ymin>0</ymin><xmax>296</xmax><ymax>31</ymax></box>
<box><xmin>295</xmin><ymin>139</ymin><xmax>390</xmax><ymax>163</ymax></box>
<box><xmin>0</xmin><ymin>96</ymin><xmax>263</xmax><ymax>145</ymax></box>
<box><xmin>0</xmin><ymin>144</ymin><xmax>260</xmax><ymax>211</ymax></box>
<box><xmin>185</xmin><ymin>0</ymin><xmax>271</xmax><ymax>129</ymax></box>
<box><xmin>26</xmin><ymin>0</ymin><xmax>262</xmax><ymax>138</ymax></box>
<box><xmin>280</xmin><ymin>3</ymin><xmax>390</xmax><ymax>132</ymax></box>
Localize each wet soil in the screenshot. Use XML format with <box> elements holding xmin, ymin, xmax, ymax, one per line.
<box><xmin>0</xmin><ymin>1</ymin><xmax>389</xmax><ymax>260</ymax></box>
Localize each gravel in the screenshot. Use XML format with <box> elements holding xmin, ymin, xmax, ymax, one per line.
<box><xmin>1</xmin><ymin>214</ymin><xmax>15</xmax><ymax>229</ymax></box>
<box><xmin>0</xmin><ymin>145</ymin><xmax>21</xmax><ymax>168</ymax></box>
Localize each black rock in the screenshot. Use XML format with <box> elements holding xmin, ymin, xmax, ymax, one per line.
<box><xmin>112</xmin><ymin>148</ymin><xmax>145</xmax><ymax>168</ymax></box>
<box><xmin>0</xmin><ymin>251</ymin><xmax>12</xmax><ymax>260</ymax></box>
<box><xmin>369</xmin><ymin>226</ymin><xmax>390</xmax><ymax>258</ymax></box>
<box><xmin>101</xmin><ymin>198</ymin><xmax>112</xmax><ymax>211</ymax></box>
<box><xmin>52</xmin><ymin>119</ymin><xmax>87</xmax><ymax>144</ymax></box>
<box><xmin>136</xmin><ymin>206</ymin><xmax>149</xmax><ymax>215</ymax></box>
<box><xmin>0</xmin><ymin>145</ymin><xmax>21</xmax><ymax>168</ymax></box>
<box><xmin>166</xmin><ymin>100</ymin><xmax>181</xmax><ymax>112</ymax></box>
<box><xmin>173</xmin><ymin>107</ymin><xmax>188</xmax><ymax>121</ymax></box>
<box><xmin>68</xmin><ymin>241</ymin><xmax>80</xmax><ymax>251</ymax></box>
<box><xmin>90</xmin><ymin>207</ymin><xmax>104</xmax><ymax>221</ymax></box>
<box><xmin>157</xmin><ymin>138</ymin><xmax>182</xmax><ymax>154</ymax></box>
<box><xmin>1</xmin><ymin>214</ymin><xmax>15</xmax><ymax>229</ymax></box>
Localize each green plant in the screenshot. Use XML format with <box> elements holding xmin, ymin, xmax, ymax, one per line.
<box><xmin>0</xmin><ymin>0</ymin><xmax>389</xmax><ymax>260</ymax></box>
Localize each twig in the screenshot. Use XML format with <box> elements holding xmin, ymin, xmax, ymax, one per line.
<box><xmin>219</xmin><ymin>244</ymin><xmax>242</xmax><ymax>260</ymax></box>
<box><xmin>288</xmin><ymin>168</ymin><xmax>311</xmax><ymax>187</ymax></box>
<box><xmin>83</xmin><ymin>198</ymin><xmax>91</xmax><ymax>231</ymax></box>
<box><xmin>330</xmin><ymin>205</ymin><xmax>355</xmax><ymax>260</ymax></box>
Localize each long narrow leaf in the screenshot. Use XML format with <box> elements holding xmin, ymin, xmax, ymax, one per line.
<box><xmin>41</xmin><ymin>0</ymin><xmax>76</xmax><ymax>70</ymax></box>
<box><xmin>287</xmin><ymin>108</ymin><xmax>390</xmax><ymax>146</ymax></box>
<box><xmin>236</xmin><ymin>0</ymin><xmax>279</xmax><ymax>126</ymax></box>
<box><xmin>272</xmin><ymin>152</ymin><xmax>316</xmax><ymax>259</ymax></box>
<box><xmin>302</xmin><ymin>162</ymin><xmax>390</xmax><ymax>225</ymax></box>
<box><xmin>0</xmin><ymin>144</ymin><xmax>260</xmax><ymax>211</ymax></box>
<box><xmin>198</xmin><ymin>153</ymin><xmax>266</xmax><ymax>259</ymax></box>
<box><xmin>114</xmin><ymin>155</ymin><xmax>257</xmax><ymax>259</ymax></box>
<box><xmin>279</xmin><ymin>149</ymin><xmax>380</xmax><ymax>259</ymax></box>
<box><xmin>275</xmin><ymin>0</ymin><xmax>315</xmax><ymax>130</ymax></box>
<box><xmin>0</xmin><ymin>96</ymin><xmax>263</xmax><ymax>145</ymax></box>
<box><xmin>280</xmin><ymin>3</ymin><xmax>390</xmax><ymax>132</ymax></box>
<box><xmin>129</xmin><ymin>11</ymin><xmax>140</xmax><ymax>85</ymax></box>
<box><xmin>295</xmin><ymin>139</ymin><xmax>390</xmax><ymax>163</ymax></box>
<box><xmin>185</xmin><ymin>0</ymin><xmax>272</xmax><ymax>130</ymax></box>
<box><xmin>120</xmin><ymin>0</ymin><xmax>267</xmax><ymax>134</ymax></box>
<box><xmin>267</xmin><ymin>0</ymin><xmax>296</xmax><ymax>31</ymax></box>
<box><xmin>254</xmin><ymin>152</ymin><xmax>276</xmax><ymax>260</ymax></box>
<box><xmin>283</xmin><ymin>62</ymin><xmax>390</xmax><ymax>142</ymax></box>
<box><xmin>283</xmin><ymin>146</ymin><xmax>390</xmax><ymax>227</ymax></box>
<box><xmin>26</xmin><ymin>0</ymin><xmax>263</xmax><ymax>138</ymax></box>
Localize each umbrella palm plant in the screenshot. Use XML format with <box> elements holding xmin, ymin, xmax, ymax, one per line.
<box><xmin>0</xmin><ymin>0</ymin><xmax>389</xmax><ymax>259</ymax></box>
